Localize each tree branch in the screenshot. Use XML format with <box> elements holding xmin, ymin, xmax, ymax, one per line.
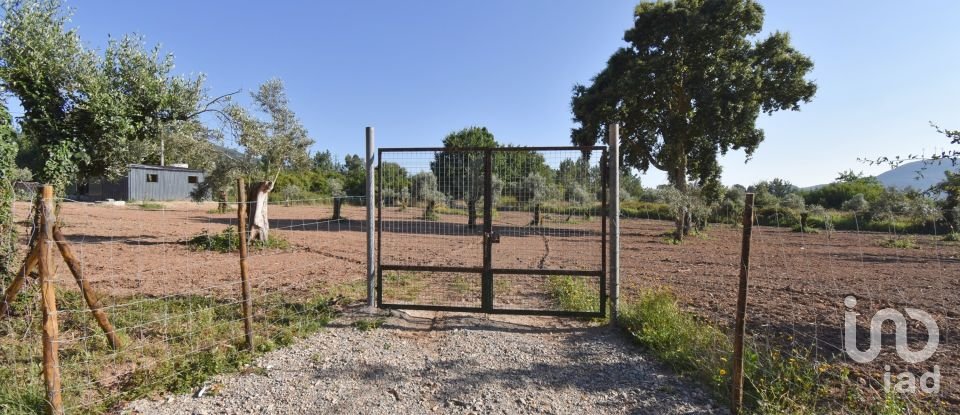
<box><xmin>184</xmin><ymin>89</ymin><xmax>242</xmax><ymax>120</ymax></box>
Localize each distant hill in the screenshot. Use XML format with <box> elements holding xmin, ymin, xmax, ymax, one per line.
<box><xmin>801</xmin><ymin>160</ymin><xmax>958</xmax><ymax>191</ymax></box>
<box><xmin>874</xmin><ymin>159</ymin><xmax>959</xmax><ymax>190</ymax></box>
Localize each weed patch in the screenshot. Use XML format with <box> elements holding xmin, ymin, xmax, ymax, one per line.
<box><xmin>877</xmin><ymin>236</ymin><xmax>918</xmax><ymax>249</ymax></box>
<box><xmin>135</xmin><ymin>202</ymin><xmax>166</xmax><ymax>211</ymax></box>
<box><xmin>187</xmin><ymin>227</ymin><xmax>289</xmax><ymax>252</ymax></box>
<box><xmin>352</xmin><ymin>318</ymin><xmax>386</xmax><ymax>332</ymax></box>
<box><xmin>618</xmin><ymin>289</ymin><xmax>939</xmax><ymax>414</ymax></box>
<box><xmin>547</xmin><ymin>276</ymin><xmax>600</xmax><ymax>314</ymax></box>
<box><xmin>0</xmin><ymin>289</ymin><xmax>334</xmax><ymax>414</ymax></box>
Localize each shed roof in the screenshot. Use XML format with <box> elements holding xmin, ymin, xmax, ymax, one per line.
<box><xmin>128</xmin><ymin>164</ymin><xmax>205</xmax><ymax>174</ymax></box>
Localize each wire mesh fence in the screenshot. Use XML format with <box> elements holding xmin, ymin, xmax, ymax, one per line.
<box><xmin>0</xmin><ymin>190</ymin><xmax>368</xmax><ymax>413</ymax></box>
<box><xmin>617</xmin><ymin>204</ymin><xmax>958</xmax><ymax>412</ymax></box>
<box><xmin>377</xmin><ymin>147</ymin><xmax>606</xmax><ymax>315</ymax></box>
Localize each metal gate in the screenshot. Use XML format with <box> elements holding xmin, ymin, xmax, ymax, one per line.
<box><xmin>377</xmin><ymin>146</ymin><xmax>607</xmax><ymax>317</ymax></box>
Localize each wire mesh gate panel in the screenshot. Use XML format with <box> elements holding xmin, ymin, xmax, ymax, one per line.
<box><xmin>377</xmin><ymin>146</ymin><xmax>607</xmax><ymax>317</ymax></box>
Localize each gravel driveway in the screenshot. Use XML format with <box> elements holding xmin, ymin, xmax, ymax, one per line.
<box><xmin>127</xmin><ymin>308</ymin><xmax>722</xmax><ymax>414</ymax></box>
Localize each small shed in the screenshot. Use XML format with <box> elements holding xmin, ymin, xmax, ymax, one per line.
<box><xmin>76</xmin><ymin>164</ymin><xmax>205</xmax><ymax>201</ymax></box>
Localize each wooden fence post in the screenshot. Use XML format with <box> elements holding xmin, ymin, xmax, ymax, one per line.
<box><xmin>731</xmin><ymin>193</ymin><xmax>755</xmax><ymax>415</ymax></box>
<box><xmin>237</xmin><ymin>178</ymin><xmax>254</xmax><ymax>351</ymax></box>
<box><xmin>38</xmin><ymin>185</ymin><xmax>63</xmax><ymax>414</ymax></box>
<box><xmin>52</xmin><ymin>227</ymin><xmax>121</xmax><ymax>349</ymax></box>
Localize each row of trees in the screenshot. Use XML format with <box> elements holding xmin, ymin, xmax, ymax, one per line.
<box><xmin>0</xmin><ymin>0</ymin><xmax>315</xmax><ymax>222</ymax></box>
<box><xmin>630</xmin><ymin>169</ymin><xmax>959</xmax><ymax>235</ymax></box>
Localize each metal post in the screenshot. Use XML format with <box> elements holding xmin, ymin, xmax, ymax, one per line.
<box><xmin>237</xmin><ymin>178</ymin><xmax>254</xmax><ymax>351</ymax></box>
<box><xmin>731</xmin><ymin>193</ymin><xmax>755</xmax><ymax>415</ymax></box>
<box><xmin>608</xmin><ymin>124</ymin><xmax>620</xmax><ymax>323</ymax></box>
<box><xmin>366</xmin><ymin>127</ymin><xmax>376</xmax><ymax>309</ymax></box>
<box><xmin>38</xmin><ymin>185</ymin><xmax>63</xmax><ymax>414</ymax></box>
<box><xmin>481</xmin><ymin>150</ymin><xmax>494</xmax><ymax>312</ymax></box>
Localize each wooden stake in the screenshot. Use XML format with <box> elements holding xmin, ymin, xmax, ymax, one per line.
<box><xmin>38</xmin><ymin>185</ymin><xmax>63</xmax><ymax>414</ymax></box>
<box><xmin>731</xmin><ymin>193</ymin><xmax>755</xmax><ymax>415</ymax></box>
<box><xmin>0</xmin><ymin>244</ymin><xmax>39</xmax><ymax>317</ymax></box>
<box><xmin>237</xmin><ymin>178</ymin><xmax>254</xmax><ymax>351</ymax></box>
<box><xmin>52</xmin><ymin>226</ymin><xmax>121</xmax><ymax>350</ymax></box>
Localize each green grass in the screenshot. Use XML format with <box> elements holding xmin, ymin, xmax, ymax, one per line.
<box><xmin>205</xmin><ymin>207</ymin><xmax>236</xmax><ymax>214</ymax></box>
<box><xmin>618</xmin><ymin>289</ymin><xmax>940</xmax><ymax>414</ymax></box>
<box><xmin>352</xmin><ymin>318</ymin><xmax>386</xmax><ymax>332</ymax></box>
<box><xmin>546</xmin><ymin>275</ymin><xmax>600</xmax><ymax>314</ymax></box>
<box><xmin>135</xmin><ymin>202</ymin><xmax>166</xmax><ymax>211</ymax></box>
<box><xmin>187</xmin><ymin>227</ymin><xmax>290</xmax><ymax>252</ymax></box>
<box><xmin>0</xmin><ymin>288</ymin><xmax>335</xmax><ymax>414</ymax></box>
<box><xmin>790</xmin><ymin>224</ymin><xmax>821</xmax><ymax>234</ymax></box>
<box><xmin>877</xmin><ymin>236</ymin><xmax>919</xmax><ymax>249</ymax></box>
<box><xmin>381</xmin><ymin>272</ymin><xmax>423</xmax><ymax>302</ymax></box>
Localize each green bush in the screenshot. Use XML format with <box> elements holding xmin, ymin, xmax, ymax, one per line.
<box><xmin>803</xmin><ymin>178</ymin><xmax>885</xmax><ymax>209</ymax></box>
<box><xmin>877</xmin><ymin>236</ymin><xmax>918</xmax><ymax>249</ymax></box>
<box><xmin>944</xmin><ymin>232</ymin><xmax>960</xmax><ymax>242</ymax></box>
<box><xmin>547</xmin><ymin>275</ymin><xmax>600</xmax><ymax>314</ymax></box>
<box><xmin>187</xmin><ymin>227</ymin><xmax>289</xmax><ymax>252</ymax></box>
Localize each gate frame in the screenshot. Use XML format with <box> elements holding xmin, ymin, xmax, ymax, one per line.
<box><xmin>376</xmin><ymin>145</ymin><xmax>608</xmax><ymax>318</ymax></box>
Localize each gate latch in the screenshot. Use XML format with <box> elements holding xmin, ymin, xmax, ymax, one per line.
<box><xmin>487</xmin><ymin>231</ymin><xmax>501</xmax><ymax>244</ymax></box>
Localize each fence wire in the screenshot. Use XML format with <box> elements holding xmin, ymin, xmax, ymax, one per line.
<box><xmin>619</xmin><ymin>204</ymin><xmax>957</xmax><ymax>412</ymax></box>
<box><xmin>378</xmin><ymin>148</ymin><xmax>606</xmax><ymax>314</ymax></box>
<box><xmin>0</xmin><ymin>194</ymin><xmax>367</xmax><ymax>413</ymax></box>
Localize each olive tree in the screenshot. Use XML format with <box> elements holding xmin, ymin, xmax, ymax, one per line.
<box><xmin>432</xmin><ymin>127</ymin><xmax>497</xmax><ymax>227</ymax></box>
<box><xmin>410</xmin><ymin>171</ymin><xmax>445</xmax><ymax>220</ymax></box>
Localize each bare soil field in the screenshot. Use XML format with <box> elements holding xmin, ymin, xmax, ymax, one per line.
<box><xmin>10</xmin><ymin>200</ymin><xmax>960</xmax><ymax>406</ymax></box>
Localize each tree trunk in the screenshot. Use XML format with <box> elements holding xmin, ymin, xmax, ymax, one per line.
<box><xmin>467</xmin><ymin>200</ymin><xmax>477</xmax><ymax>228</ymax></box>
<box><xmin>425</xmin><ymin>200</ymin><xmax>437</xmax><ymax>220</ymax></box>
<box><xmin>669</xmin><ymin>151</ymin><xmax>689</xmax><ymax>242</ymax></box>
<box><xmin>217</xmin><ymin>190</ymin><xmax>228</xmax><ymax>214</ymax></box>
<box><xmin>532</xmin><ymin>203</ymin><xmax>542</xmax><ymax>226</ymax></box>
<box><xmin>333</xmin><ymin>197</ymin><xmax>343</xmax><ymax>220</ymax></box>
<box><xmin>247</xmin><ymin>181</ymin><xmax>274</xmax><ymax>243</ymax></box>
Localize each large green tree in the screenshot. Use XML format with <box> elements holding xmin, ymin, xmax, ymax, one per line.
<box><xmin>571</xmin><ymin>0</ymin><xmax>816</xmax><ymax>240</ymax></box>
<box><xmin>0</xmin><ymin>0</ymin><xmax>227</xmax><ymax>189</ymax></box>
<box><xmin>432</xmin><ymin>126</ymin><xmax>498</xmax><ymax>227</ymax></box>
<box><xmin>0</xmin><ymin>101</ymin><xmax>17</xmax><ymax>279</ymax></box>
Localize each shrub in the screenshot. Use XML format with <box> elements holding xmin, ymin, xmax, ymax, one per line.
<box><xmin>877</xmin><ymin>236</ymin><xmax>918</xmax><ymax>249</ymax></box>
<box><xmin>547</xmin><ymin>276</ymin><xmax>600</xmax><ymax>314</ymax></box>
<box><xmin>944</xmin><ymin>232</ymin><xmax>960</xmax><ymax>242</ymax></box>
<box><xmin>187</xmin><ymin>227</ymin><xmax>289</xmax><ymax>252</ymax></box>
<box><xmin>803</xmin><ymin>178</ymin><xmax>885</xmax><ymax>209</ymax></box>
<box><xmin>841</xmin><ymin>193</ymin><xmax>870</xmax><ymax>213</ymax></box>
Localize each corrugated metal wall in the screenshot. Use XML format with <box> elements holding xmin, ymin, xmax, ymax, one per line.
<box><xmin>127</xmin><ymin>165</ymin><xmax>204</xmax><ymax>201</ymax></box>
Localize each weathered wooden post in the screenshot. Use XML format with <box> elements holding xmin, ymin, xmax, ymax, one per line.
<box><xmin>0</xmin><ymin>245</ymin><xmax>38</xmax><ymax>317</ymax></box>
<box><xmin>608</xmin><ymin>123</ymin><xmax>620</xmax><ymax>323</ymax></box>
<box><xmin>38</xmin><ymin>185</ymin><xmax>63</xmax><ymax>414</ymax></box>
<box><xmin>366</xmin><ymin>127</ymin><xmax>376</xmax><ymax>309</ymax></box>
<box><xmin>731</xmin><ymin>193</ymin><xmax>755</xmax><ymax>415</ymax></box>
<box><xmin>52</xmin><ymin>227</ymin><xmax>121</xmax><ymax>350</ymax></box>
<box><xmin>237</xmin><ymin>178</ymin><xmax>254</xmax><ymax>351</ymax></box>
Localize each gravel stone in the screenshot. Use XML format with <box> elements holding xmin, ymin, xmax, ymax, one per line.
<box><xmin>126</xmin><ymin>308</ymin><xmax>722</xmax><ymax>414</ymax></box>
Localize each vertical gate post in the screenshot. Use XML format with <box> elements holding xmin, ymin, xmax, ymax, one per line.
<box><xmin>38</xmin><ymin>185</ymin><xmax>63</xmax><ymax>414</ymax></box>
<box><xmin>731</xmin><ymin>193</ymin><xmax>755</xmax><ymax>415</ymax></box>
<box><xmin>366</xmin><ymin>127</ymin><xmax>376</xmax><ymax>309</ymax></box>
<box><xmin>608</xmin><ymin>124</ymin><xmax>620</xmax><ymax>323</ymax></box>
<box><xmin>481</xmin><ymin>150</ymin><xmax>494</xmax><ymax>312</ymax></box>
<box><xmin>237</xmin><ymin>178</ymin><xmax>254</xmax><ymax>352</ymax></box>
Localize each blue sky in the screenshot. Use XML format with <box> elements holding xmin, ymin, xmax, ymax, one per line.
<box><xmin>60</xmin><ymin>0</ymin><xmax>960</xmax><ymax>187</ymax></box>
